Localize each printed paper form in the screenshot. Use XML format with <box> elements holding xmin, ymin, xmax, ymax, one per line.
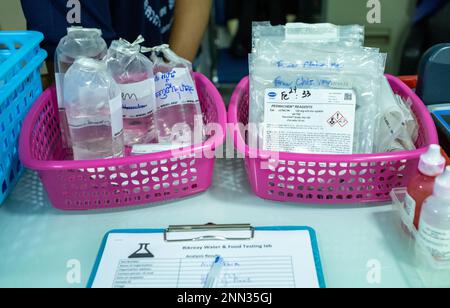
<box><xmin>90</xmin><ymin>230</ymin><xmax>322</xmax><ymax>288</ymax></box>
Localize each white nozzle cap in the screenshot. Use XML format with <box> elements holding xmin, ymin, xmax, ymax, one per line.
<box><xmin>434</xmin><ymin>166</ymin><xmax>450</xmax><ymax>199</ymax></box>
<box><xmin>419</xmin><ymin>144</ymin><xmax>446</xmax><ymax>176</ymax></box>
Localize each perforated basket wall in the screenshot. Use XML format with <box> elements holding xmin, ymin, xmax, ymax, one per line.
<box><xmin>0</xmin><ymin>31</ymin><xmax>46</xmax><ymax>205</ymax></box>
<box><xmin>19</xmin><ymin>73</ymin><xmax>226</xmax><ymax>210</ymax></box>
<box><xmin>228</xmin><ymin>75</ymin><xmax>439</xmax><ymax>204</ymax></box>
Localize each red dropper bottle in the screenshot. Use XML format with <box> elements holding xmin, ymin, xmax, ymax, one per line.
<box><xmin>402</xmin><ymin>145</ymin><xmax>446</xmax><ymax>231</ymax></box>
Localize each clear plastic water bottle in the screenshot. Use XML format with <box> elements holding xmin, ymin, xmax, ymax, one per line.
<box><xmin>154</xmin><ymin>69</ymin><xmax>203</xmax><ymax>144</ymax></box>
<box><xmin>150</xmin><ymin>45</ymin><xmax>204</xmax><ymax>145</ymax></box>
<box><xmin>55</xmin><ymin>27</ymin><xmax>107</xmax><ymax>77</ymax></box>
<box><xmin>418</xmin><ymin>167</ymin><xmax>450</xmax><ymax>262</ymax></box>
<box><xmin>55</xmin><ymin>27</ymin><xmax>108</xmax><ymax>152</ymax></box>
<box><xmin>63</xmin><ymin>58</ymin><xmax>124</xmax><ymax>160</ymax></box>
<box><xmin>106</xmin><ymin>37</ymin><xmax>157</xmax><ymax>147</ymax></box>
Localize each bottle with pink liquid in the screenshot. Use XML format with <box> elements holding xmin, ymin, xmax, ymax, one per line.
<box><xmin>150</xmin><ymin>45</ymin><xmax>204</xmax><ymax>146</ymax></box>
<box><xmin>418</xmin><ymin>166</ymin><xmax>450</xmax><ymax>263</ymax></box>
<box><xmin>106</xmin><ymin>36</ymin><xmax>157</xmax><ymax>148</ymax></box>
<box><xmin>401</xmin><ymin>145</ymin><xmax>446</xmax><ymax>233</ymax></box>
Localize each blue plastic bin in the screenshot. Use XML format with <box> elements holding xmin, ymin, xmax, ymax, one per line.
<box><xmin>0</xmin><ymin>31</ymin><xmax>47</xmax><ymax>205</ymax></box>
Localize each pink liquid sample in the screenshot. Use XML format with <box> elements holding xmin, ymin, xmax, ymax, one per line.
<box><xmin>407</xmin><ymin>174</ymin><xmax>437</xmax><ymax>230</ymax></box>
<box><xmin>67</xmin><ymin>104</ymin><xmax>124</xmax><ymax>160</ymax></box>
<box><xmin>156</xmin><ymin>104</ymin><xmax>203</xmax><ymax>144</ymax></box>
<box><xmin>123</xmin><ymin>114</ymin><xmax>156</xmax><ymax>145</ymax></box>
<box><xmin>70</xmin><ymin>124</ymin><xmax>124</xmax><ymax>160</ymax></box>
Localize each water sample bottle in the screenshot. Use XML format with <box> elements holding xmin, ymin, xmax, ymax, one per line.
<box><xmin>418</xmin><ymin>166</ymin><xmax>450</xmax><ymax>262</ymax></box>
<box><xmin>63</xmin><ymin>58</ymin><xmax>124</xmax><ymax>160</ymax></box>
<box><xmin>150</xmin><ymin>45</ymin><xmax>204</xmax><ymax>146</ymax></box>
<box><xmin>402</xmin><ymin>145</ymin><xmax>446</xmax><ymax>233</ymax></box>
<box><xmin>55</xmin><ymin>27</ymin><xmax>108</xmax><ymax>150</ymax></box>
<box><xmin>106</xmin><ymin>36</ymin><xmax>157</xmax><ymax>147</ymax></box>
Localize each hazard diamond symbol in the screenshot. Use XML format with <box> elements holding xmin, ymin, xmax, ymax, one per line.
<box><xmin>328</xmin><ymin>111</ymin><xmax>349</xmax><ymax>128</ymax></box>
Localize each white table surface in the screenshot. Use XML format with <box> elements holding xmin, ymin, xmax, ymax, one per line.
<box><xmin>0</xmin><ymin>158</ymin><xmax>427</xmax><ymax>288</ymax></box>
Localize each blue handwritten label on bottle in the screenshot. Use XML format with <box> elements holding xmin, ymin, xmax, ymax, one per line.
<box><xmin>155</xmin><ymin>68</ymin><xmax>199</xmax><ymax>110</ymax></box>
<box><xmin>119</xmin><ymin>78</ymin><xmax>155</xmax><ymax>118</ymax></box>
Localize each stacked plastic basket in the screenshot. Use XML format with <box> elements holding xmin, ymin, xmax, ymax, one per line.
<box><xmin>0</xmin><ymin>31</ymin><xmax>47</xmax><ymax>205</ymax></box>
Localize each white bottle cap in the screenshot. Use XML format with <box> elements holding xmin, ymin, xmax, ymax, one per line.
<box><xmin>434</xmin><ymin>166</ymin><xmax>450</xmax><ymax>199</ymax></box>
<box><xmin>418</xmin><ymin>144</ymin><xmax>446</xmax><ymax>176</ymax></box>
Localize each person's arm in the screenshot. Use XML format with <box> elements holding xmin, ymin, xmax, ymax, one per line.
<box><xmin>169</xmin><ymin>0</ymin><xmax>212</xmax><ymax>62</ymax></box>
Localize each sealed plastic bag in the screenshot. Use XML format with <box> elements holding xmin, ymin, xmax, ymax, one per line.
<box><xmin>374</xmin><ymin>78</ymin><xmax>419</xmax><ymax>153</ymax></box>
<box><xmin>56</xmin><ymin>27</ymin><xmax>108</xmax><ymax>107</ymax></box>
<box><xmin>149</xmin><ymin>45</ymin><xmax>203</xmax><ymax>145</ymax></box>
<box><xmin>106</xmin><ymin>36</ymin><xmax>157</xmax><ymax>147</ymax></box>
<box><xmin>251</xmin><ymin>50</ymin><xmax>386</xmax><ymax>154</ymax></box>
<box><xmin>252</xmin><ymin>22</ymin><xmax>365</xmax><ymax>55</ymax></box>
<box><xmin>249</xmin><ymin>23</ymin><xmax>386</xmax><ymax>154</ymax></box>
<box><xmin>63</xmin><ymin>58</ymin><xmax>124</xmax><ymax>160</ymax></box>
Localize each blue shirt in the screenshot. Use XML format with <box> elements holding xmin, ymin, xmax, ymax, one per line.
<box><xmin>21</xmin><ymin>0</ymin><xmax>175</xmax><ymax>58</ymax></box>
<box><xmin>414</xmin><ymin>0</ymin><xmax>450</xmax><ymax>23</ymax></box>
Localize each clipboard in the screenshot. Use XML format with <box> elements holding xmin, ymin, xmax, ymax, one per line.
<box><xmin>87</xmin><ymin>224</ymin><xmax>326</xmax><ymax>288</ymax></box>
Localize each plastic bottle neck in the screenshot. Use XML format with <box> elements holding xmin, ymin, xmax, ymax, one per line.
<box><xmin>418</xmin><ymin>145</ymin><xmax>446</xmax><ymax>177</ymax></box>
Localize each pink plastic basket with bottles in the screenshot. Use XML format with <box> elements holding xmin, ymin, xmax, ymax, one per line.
<box><xmin>228</xmin><ymin>74</ymin><xmax>439</xmax><ymax>204</ymax></box>
<box><xmin>19</xmin><ymin>73</ymin><xmax>226</xmax><ymax>211</ymax></box>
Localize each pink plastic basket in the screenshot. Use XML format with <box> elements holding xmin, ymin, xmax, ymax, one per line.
<box><xmin>228</xmin><ymin>74</ymin><xmax>439</xmax><ymax>204</ymax></box>
<box><xmin>19</xmin><ymin>73</ymin><xmax>226</xmax><ymax>211</ymax></box>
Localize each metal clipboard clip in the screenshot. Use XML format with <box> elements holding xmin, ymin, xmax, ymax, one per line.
<box><xmin>164</xmin><ymin>223</ymin><xmax>255</xmax><ymax>242</ymax></box>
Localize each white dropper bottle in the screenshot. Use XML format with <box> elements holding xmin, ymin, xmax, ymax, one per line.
<box><xmin>418</xmin><ymin>166</ymin><xmax>450</xmax><ymax>262</ymax></box>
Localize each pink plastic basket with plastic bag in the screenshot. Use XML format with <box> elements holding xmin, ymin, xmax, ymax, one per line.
<box><xmin>228</xmin><ymin>74</ymin><xmax>439</xmax><ymax>204</ymax></box>
<box><xmin>19</xmin><ymin>73</ymin><xmax>226</xmax><ymax>211</ymax></box>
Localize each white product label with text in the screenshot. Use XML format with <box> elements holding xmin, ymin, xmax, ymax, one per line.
<box><xmin>263</xmin><ymin>88</ymin><xmax>356</xmax><ymax>154</ymax></box>
<box><xmin>109</xmin><ymin>95</ymin><xmax>124</xmax><ymax>138</ymax></box>
<box><xmin>419</xmin><ymin>219</ymin><xmax>450</xmax><ymax>262</ymax></box>
<box><xmin>56</xmin><ymin>73</ymin><xmax>65</xmax><ymax>108</ymax></box>
<box><xmin>131</xmin><ymin>143</ymin><xmax>184</xmax><ymax>155</ymax></box>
